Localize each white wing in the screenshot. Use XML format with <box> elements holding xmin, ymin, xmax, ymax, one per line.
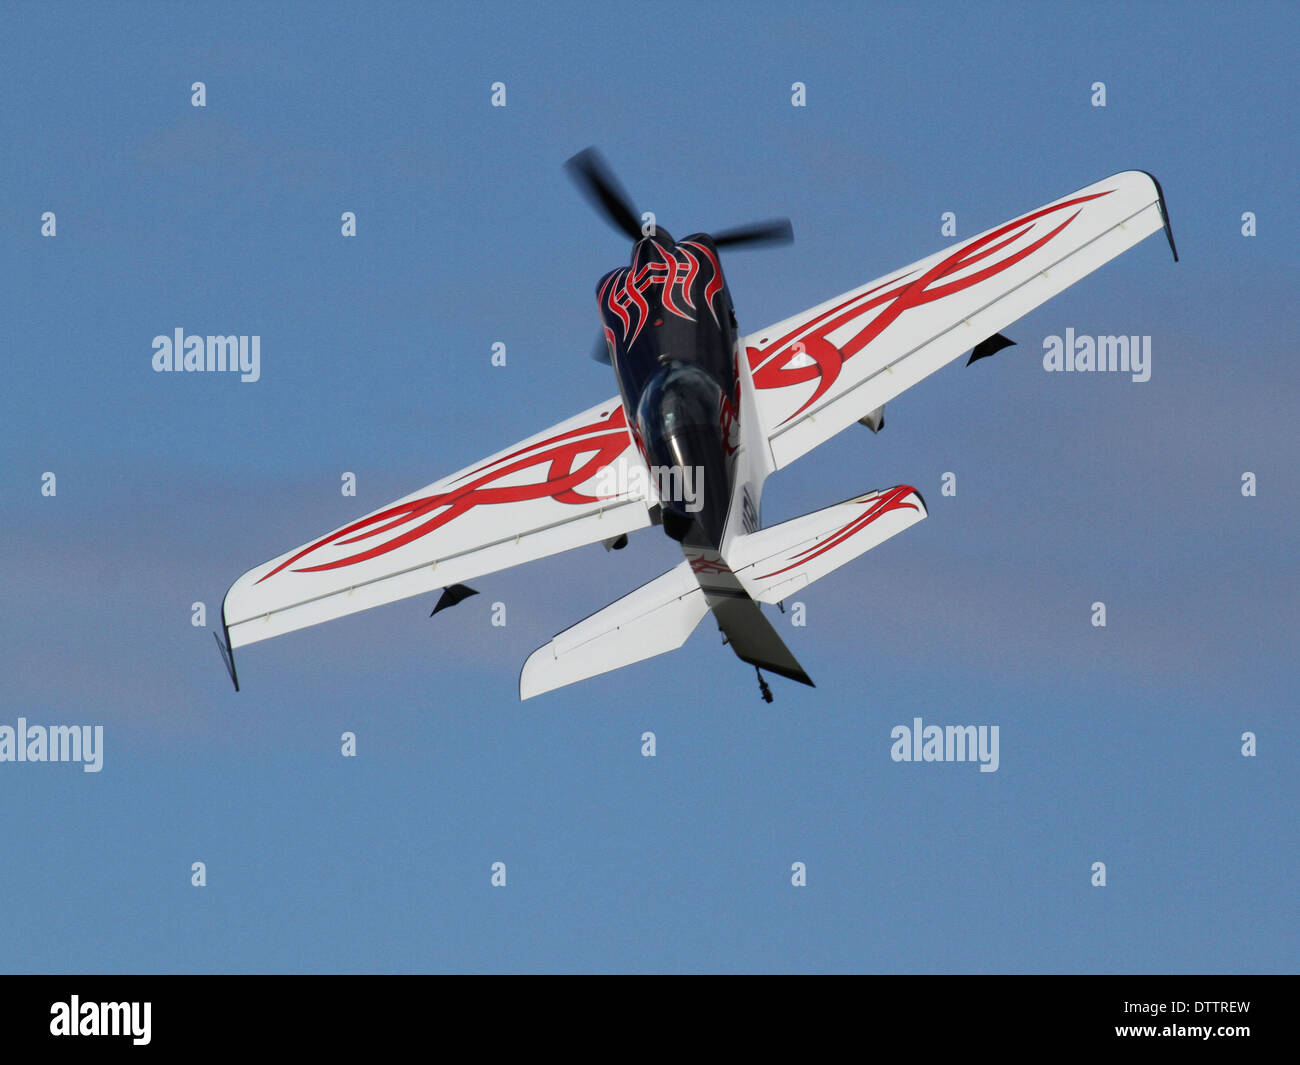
<box><xmin>744</xmin><ymin>170</ymin><xmax>1176</xmax><ymax>470</ymax></box>
<box><xmin>222</xmin><ymin>397</ymin><xmax>652</xmax><ymax>654</ymax></box>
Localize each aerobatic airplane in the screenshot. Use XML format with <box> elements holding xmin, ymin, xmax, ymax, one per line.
<box><xmin>217</xmin><ymin>148</ymin><xmax>1176</xmax><ymax>701</ymax></box>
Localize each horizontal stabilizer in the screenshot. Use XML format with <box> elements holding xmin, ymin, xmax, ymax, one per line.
<box><xmin>727</xmin><ymin>485</ymin><xmax>927</xmax><ymax>603</ymax></box>
<box><xmin>520</xmin><ymin>560</ymin><xmax>708</xmax><ymax>699</ymax></box>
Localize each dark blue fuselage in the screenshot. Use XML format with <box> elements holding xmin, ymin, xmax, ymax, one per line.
<box><xmin>596</xmin><ymin>232</ymin><xmax>739</xmax><ymax>546</ymax></box>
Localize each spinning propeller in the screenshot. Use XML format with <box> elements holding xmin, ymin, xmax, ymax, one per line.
<box><xmin>565</xmin><ymin>146</ymin><xmax>793</xmax><ymax>249</ymax></box>
<box><xmin>565</xmin><ymin>147</ymin><xmax>793</xmax><ymax>363</ymax></box>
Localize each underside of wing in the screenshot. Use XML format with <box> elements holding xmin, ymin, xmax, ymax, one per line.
<box><xmin>744</xmin><ymin>170</ymin><xmax>1176</xmax><ymax>471</ymax></box>
<box><xmin>222</xmin><ymin>396</ymin><xmax>652</xmax><ymax>656</ymax></box>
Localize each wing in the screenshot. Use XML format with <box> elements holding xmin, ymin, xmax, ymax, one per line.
<box><xmin>744</xmin><ymin>170</ymin><xmax>1176</xmax><ymax>471</ymax></box>
<box><xmin>221</xmin><ymin>396</ymin><xmax>652</xmax><ymax>656</ymax></box>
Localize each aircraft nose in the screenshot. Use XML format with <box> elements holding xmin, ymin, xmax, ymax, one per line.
<box><xmin>633</xmin><ymin>228</ymin><xmax>673</xmax><ymax>254</ymax></box>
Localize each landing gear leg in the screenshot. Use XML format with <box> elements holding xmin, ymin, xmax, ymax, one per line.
<box><xmin>756</xmin><ymin>666</ymin><xmax>773</xmax><ymax>704</ymax></box>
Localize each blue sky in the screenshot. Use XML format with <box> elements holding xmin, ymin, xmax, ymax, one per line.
<box><xmin>2</xmin><ymin>0</ymin><xmax>1296</xmax><ymax>972</ymax></box>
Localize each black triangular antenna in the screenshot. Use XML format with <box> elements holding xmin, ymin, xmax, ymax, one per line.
<box><xmin>967</xmin><ymin>332</ymin><xmax>1016</xmax><ymax>366</ymax></box>
<box><xmin>431</xmin><ymin>584</ymin><xmax>479</xmax><ymax>617</ymax></box>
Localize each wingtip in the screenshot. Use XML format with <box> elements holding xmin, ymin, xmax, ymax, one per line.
<box><xmin>1135</xmin><ymin>170</ymin><xmax>1178</xmax><ymax>263</ymax></box>
<box><xmin>213</xmin><ymin>630</ymin><xmax>240</xmax><ymax>692</ymax></box>
<box><xmin>216</xmin><ymin>577</ymin><xmax>243</xmax><ymax>691</ymax></box>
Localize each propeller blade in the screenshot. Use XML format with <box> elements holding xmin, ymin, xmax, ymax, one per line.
<box><xmin>711</xmin><ymin>218</ymin><xmax>794</xmax><ymax>249</ymax></box>
<box><xmin>565</xmin><ymin>147</ymin><xmax>643</xmax><ymax>241</ymax></box>
<box><xmin>592</xmin><ymin>331</ymin><xmax>612</xmax><ymax>364</ymax></box>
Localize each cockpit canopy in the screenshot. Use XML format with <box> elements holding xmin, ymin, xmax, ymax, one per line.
<box><xmin>634</xmin><ymin>361</ymin><xmax>723</xmax><ymax>470</ymax></box>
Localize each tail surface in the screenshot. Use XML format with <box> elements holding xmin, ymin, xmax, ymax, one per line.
<box><xmin>726</xmin><ymin>485</ymin><xmax>926</xmax><ymax>603</ymax></box>
<box><xmin>519</xmin><ymin>560</ymin><xmax>708</xmax><ymax>699</ymax></box>
<box><xmin>709</xmin><ymin>594</ymin><xmax>813</xmax><ymax>686</ymax></box>
<box><xmin>518</xmin><ymin>484</ymin><xmax>924</xmax><ymax>698</ymax></box>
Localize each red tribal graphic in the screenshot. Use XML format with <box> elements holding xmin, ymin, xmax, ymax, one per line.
<box><xmin>257</xmin><ymin>407</ymin><xmax>633</xmax><ymax>581</ymax></box>
<box><xmin>599</xmin><ymin>238</ymin><xmax>723</xmax><ymax>347</ymax></box>
<box><xmin>747</xmin><ymin>190</ymin><xmax>1112</xmax><ymax>421</ymax></box>
<box><xmin>756</xmin><ymin>485</ymin><xmax>921</xmax><ymax>579</ymax></box>
<box><xmin>685</xmin><ymin>552</ymin><xmax>732</xmax><ymax>576</ymax></box>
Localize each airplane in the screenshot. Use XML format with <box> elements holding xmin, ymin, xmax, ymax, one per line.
<box><xmin>217</xmin><ymin>148</ymin><xmax>1176</xmax><ymax>701</ymax></box>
